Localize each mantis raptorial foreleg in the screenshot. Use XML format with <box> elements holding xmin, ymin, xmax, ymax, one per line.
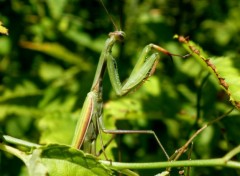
<box><xmin>108</xmin><ymin>43</ymin><xmax>174</xmax><ymax>96</ymax></box>
<box><xmin>71</xmin><ymin>31</ymin><xmax>183</xmax><ymax>160</ymax></box>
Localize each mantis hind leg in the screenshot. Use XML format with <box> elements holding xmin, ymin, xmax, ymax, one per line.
<box><xmin>97</xmin><ymin>116</ymin><xmax>170</xmax><ymax>160</ymax></box>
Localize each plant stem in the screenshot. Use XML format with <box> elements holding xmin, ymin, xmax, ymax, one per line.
<box><xmin>100</xmin><ymin>158</ymin><xmax>240</xmax><ymax>170</ymax></box>
<box><xmin>3</xmin><ymin>135</ymin><xmax>41</xmax><ymax>148</ymax></box>
<box><xmin>171</xmin><ymin>108</ymin><xmax>234</xmax><ymax>161</ymax></box>
<box><xmin>223</xmin><ymin>145</ymin><xmax>240</xmax><ymax>161</ymax></box>
<box><xmin>101</xmin><ymin>145</ymin><xmax>240</xmax><ymax>170</ymax></box>
<box><xmin>0</xmin><ymin>143</ymin><xmax>29</xmax><ymax>165</ymax></box>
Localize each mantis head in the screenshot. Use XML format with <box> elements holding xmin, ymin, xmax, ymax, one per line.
<box><xmin>109</xmin><ymin>31</ymin><xmax>126</xmax><ymax>42</ymax></box>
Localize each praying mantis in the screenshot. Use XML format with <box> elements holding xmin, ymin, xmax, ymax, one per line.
<box><xmin>71</xmin><ymin>28</ymin><xmax>185</xmax><ymax>160</ymax></box>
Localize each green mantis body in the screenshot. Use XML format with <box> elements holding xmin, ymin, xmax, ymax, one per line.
<box><xmin>71</xmin><ymin>30</ymin><xmax>178</xmax><ymax>159</ymax></box>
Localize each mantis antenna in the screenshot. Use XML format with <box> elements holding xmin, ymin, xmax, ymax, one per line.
<box><xmin>99</xmin><ymin>0</ymin><xmax>120</xmax><ymax>31</ymax></box>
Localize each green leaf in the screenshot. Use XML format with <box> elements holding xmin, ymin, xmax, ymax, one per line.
<box><xmin>37</xmin><ymin>144</ymin><xmax>113</xmax><ymax>176</ymax></box>
<box><xmin>0</xmin><ymin>79</ymin><xmax>43</xmax><ymax>120</ymax></box>
<box><xmin>1</xmin><ymin>143</ymin><xmax>113</xmax><ymax>176</ymax></box>
<box><xmin>46</xmin><ymin>0</ymin><xmax>67</xmax><ymax>19</ymax></box>
<box><xmin>20</xmin><ymin>41</ymin><xmax>91</xmax><ymax>70</ymax></box>
<box><xmin>38</xmin><ymin>111</ymin><xmax>76</xmax><ymax>145</ymax></box>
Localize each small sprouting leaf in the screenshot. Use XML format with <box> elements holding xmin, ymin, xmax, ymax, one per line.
<box><xmin>155</xmin><ymin>171</ymin><xmax>170</xmax><ymax>176</ymax></box>
<box><xmin>177</xmin><ymin>35</ymin><xmax>240</xmax><ymax>109</ymax></box>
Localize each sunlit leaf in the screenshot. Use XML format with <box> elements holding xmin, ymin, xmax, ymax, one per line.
<box><xmin>1</xmin><ymin>143</ymin><xmax>113</xmax><ymax>176</ymax></box>
<box><xmin>0</xmin><ymin>79</ymin><xmax>43</xmax><ymax>120</ymax></box>
<box><xmin>46</xmin><ymin>0</ymin><xmax>67</xmax><ymax>19</ymax></box>
<box><xmin>0</xmin><ymin>21</ymin><xmax>8</xmax><ymax>35</ymax></box>
<box><xmin>20</xmin><ymin>41</ymin><xmax>91</xmax><ymax>70</ymax></box>
<box><xmin>37</xmin><ymin>144</ymin><xmax>113</xmax><ymax>176</ymax></box>
<box><xmin>38</xmin><ymin>111</ymin><xmax>76</xmax><ymax>145</ymax></box>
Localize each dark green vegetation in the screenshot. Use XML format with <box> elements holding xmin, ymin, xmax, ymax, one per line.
<box><xmin>0</xmin><ymin>0</ymin><xmax>240</xmax><ymax>175</ymax></box>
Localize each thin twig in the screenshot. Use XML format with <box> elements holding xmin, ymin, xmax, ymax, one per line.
<box><xmin>171</xmin><ymin>108</ymin><xmax>234</xmax><ymax>161</ymax></box>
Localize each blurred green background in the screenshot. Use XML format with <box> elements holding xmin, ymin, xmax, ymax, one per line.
<box><xmin>0</xmin><ymin>0</ymin><xmax>240</xmax><ymax>175</ymax></box>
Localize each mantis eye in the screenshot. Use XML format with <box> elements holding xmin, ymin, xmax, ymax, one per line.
<box><xmin>118</xmin><ymin>31</ymin><xmax>125</xmax><ymax>42</ymax></box>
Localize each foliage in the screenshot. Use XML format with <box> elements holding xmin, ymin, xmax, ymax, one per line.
<box><xmin>0</xmin><ymin>0</ymin><xmax>240</xmax><ymax>175</ymax></box>
<box><xmin>0</xmin><ymin>142</ymin><xmax>113</xmax><ymax>176</ymax></box>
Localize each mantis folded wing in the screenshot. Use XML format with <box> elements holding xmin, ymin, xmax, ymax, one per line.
<box><xmin>71</xmin><ymin>31</ymin><xmax>180</xmax><ymax>160</ymax></box>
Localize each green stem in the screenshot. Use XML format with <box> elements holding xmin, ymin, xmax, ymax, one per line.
<box><xmin>3</xmin><ymin>135</ymin><xmax>41</xmax><ymax>148</ymax></box>
<box><xmin>0</xmin><ymin>143</ymin><xmax>29</xmax><ymax>165</ymax></box>
<box><xmin>100</xmin><ymin>158</ymin><xmax>240</xmax><ymax>170</ymax></box>
<box><xmin>101</xmin><ymin>145</ymin><xmax>240</xmax><ymax>170</ymax></box>
<box><xmin>223</xmin><ymin>145</ymin><xmax>240</xmax><ymax>161</ymax></box>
